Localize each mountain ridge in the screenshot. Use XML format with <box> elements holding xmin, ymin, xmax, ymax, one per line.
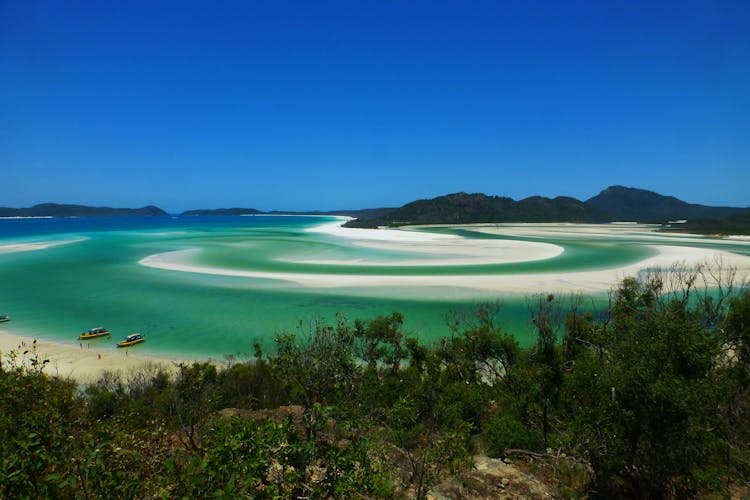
<box><xmin>0</xmin><ymin>203</ymin><xmax>167</xmax><ymax>218</ymax></box>
<box><xmin>180</xmin><ymin>207</ymin><xmax>394</xmax><ymax>219</ymax></box>
<box><xmin>586</xmin><ymin>185</ymin><xmax>742</xmax><ymax>222</ymax></box>
<box><xmin>344</xmin><ymin>186</ymin><xmax>747</xmax><ymax>228</ymax></box>
<box><xmin>3</xmin><ymin>187</ymin><xmax>746</xmax><ymax>229</ymax></box>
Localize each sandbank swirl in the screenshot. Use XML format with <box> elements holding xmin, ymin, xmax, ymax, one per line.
<box><xmin>138</xmin><ymin>222</ymin><xmax>750</xmax><ymax>294</ymax></box>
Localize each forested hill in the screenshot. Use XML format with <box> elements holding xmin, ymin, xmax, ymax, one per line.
<box><xmin>586</xmin><ymin>185</ymin><xmax>743</xmax><ymax>222</ymax></box>
<box><xmin>345</xmin><ymin>193</ymin><xmax>603</xmax><ymax>227</ymax></box>
<box><xmin>344</xmin><ymin>186</ymin><xmax>748</xmax><ymax>228</ymax></box>
<box><xmin>6</xmin><ymin>186</ymin><xmax>746</xmax><ymax>227</ymax></box>
<box><xmin>0</xmin><ymin>203</ymin><xmax>167</xmax><ymax>218</ymax></box>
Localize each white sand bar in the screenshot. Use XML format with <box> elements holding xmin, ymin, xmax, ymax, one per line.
<box><xmin>0</xmin><ymin>237</ymin><xmax>85</xmax><ymax>254</ymax></box>
<box><xmin>294</xmin><ymin>219</ymin><xmax>564</xmax><ymax>266</ymax></box>
<box><xmin>140</xmin><ymin>245</ymin><xmax>750</xmax><ymax>294</ymax></box>
<box><xmin>139</xmin><ymin>222</ymin><xmax>750</xmax><ymax>295</ymax></box>
<box><xmin>463</xmin><ymin>223</ymin><xmax>749</xmax><ymax>246</ymax></box>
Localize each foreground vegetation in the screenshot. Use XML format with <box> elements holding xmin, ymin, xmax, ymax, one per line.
<box><xmin>2</xmin><ymin>266</ymin><xmax>750</xmax><ymax>498</ymax></box>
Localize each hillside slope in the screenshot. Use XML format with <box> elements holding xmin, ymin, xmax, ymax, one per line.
<box><xmin>345</xmin><ymin>192</ymin><xmax>604</xmax><ymax>227</ymax></box>
<box><xmin>0</xmin><ymin>203</ymin><xmax>167</xmax><ymax>217</ymax></box>
<box><xmin>586</xmin><ymin>185</ymin><xmax>742</xmax><ymax>222</ymax></box>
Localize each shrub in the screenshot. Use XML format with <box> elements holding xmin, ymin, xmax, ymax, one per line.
<box><xmin>483</xmin><ymin>413</ymin><xmax>544</xmax><ymax>457</ymax></box>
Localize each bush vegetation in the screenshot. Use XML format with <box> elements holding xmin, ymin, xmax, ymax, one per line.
<box><xmin>1</xmin><ymin>265</ymin><xmax>749</xmax><ymax>498</ymax></box>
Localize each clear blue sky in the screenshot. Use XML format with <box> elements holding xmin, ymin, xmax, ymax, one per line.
<box><xmin>2</xmin><ymin>1</ymin><xmax>749</xmax><ymax>212</ymax></box>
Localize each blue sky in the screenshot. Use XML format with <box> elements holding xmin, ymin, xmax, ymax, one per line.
<box><xmin>2</xmin><ymin>1</ymin><xmax>749</xmax><ymax>212</ymax></box>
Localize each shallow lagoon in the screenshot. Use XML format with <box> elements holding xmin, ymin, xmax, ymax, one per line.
<box><xmin>1</xmin><ymin>216</ymin><xmax>748</xmax><ymax>360</ymax></box>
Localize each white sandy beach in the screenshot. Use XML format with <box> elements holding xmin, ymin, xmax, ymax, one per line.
<box><xmin>0</xmin><ymin>330</ymin><xmax>182</xmax><ymax>384</ymax></box>
<box><xmin>139</xmin><ymin>221</ymin><xmax>750</xmax><ymax>294</ymax></box>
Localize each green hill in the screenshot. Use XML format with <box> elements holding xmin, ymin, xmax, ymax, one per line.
<box><xmin>586</xmin><ymin>185</ymin><xmax>742</xmax><ymax>222</ymax></box>
<box><xmin>344</xmin><ymin>192</ymin><xmax>604</xmax><ymax>227</ymax></box>
<box><xmin>0</xmin><ymin>203</ymin><xmax>167</xmax><ymax>218</ymax></box>
<box><xmin>344</xmin><ymin>186</ymin><xmax>748</xmax><ymax>230</ymax></box>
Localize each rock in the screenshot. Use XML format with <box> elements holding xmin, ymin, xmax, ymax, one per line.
<box><xmin>429</xmin><ymin>455</ymin><xmax>553</xmax><ymax>499</ymax></box>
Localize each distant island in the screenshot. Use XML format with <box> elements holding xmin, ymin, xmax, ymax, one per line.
<box><xmin>4</xmin><ymin>186</ymin><xmax>749</xmax><ymax>234</ymax></box>
<box><xmin>181</xmin><ymin>207</ymin><xmax>393</xmax><ymax>220</ymax></box>
<box><xmin>343</xmin><ymin>193</ymin><xmax>603</xmax><ymax>227</ymax></box>
<box><xmin>174</xmin><ymin>186</ymin><xmax>750</xmax><ymax>235</ymax></box>
<box><xmin>0</xmin><ymin>203</ymin><xmax>167</xmax><ymax>218</ymax></box>
<box><xmin>586</xmin><ymin>185</ymin><xmax>742</xmax><ymax>221</ymax></box>
<box><xmin>342</xmin><ymin>186</ymin><xmax>750</xmax><ymax>234</ymax></box>
<box><xmin>181</xmin><ymin>207</ymin><xmax>265</xmax><ymax>216</ymax></box>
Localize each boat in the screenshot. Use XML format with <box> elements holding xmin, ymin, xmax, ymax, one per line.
<box><xmin>0</xmin><ymin>315</ymin><xmax>9</xmax><ymax>323</ymax></box>
<box><xmin>79</xmin><ymin>327</ymin><xmax>110</xmax><ymax>340</ymax></box>
<box><xmin>117</xmin><ymin>333</ymin><xmax>145</xmax><ymax>347</ymax></box>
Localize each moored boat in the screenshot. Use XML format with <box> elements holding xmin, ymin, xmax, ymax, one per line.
<box><xmin>0</xmin><ymin>315</ymin><xmax>9</xmax><ymax>323</ymax></box>
<box><xmin>79</xmin><ymin>327</ymin><xmax>110</xmax><ymax>340</ymax></box>
<box><xmin>117</xmin><ymin>333</ymin><xmax>145</xmax><ymax>347</ymax></box>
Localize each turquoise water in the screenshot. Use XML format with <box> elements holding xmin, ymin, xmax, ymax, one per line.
<box><xmin>0</xmin><ymin>216</ymin><xmax>746</xmax><ymax>360</ymax></box>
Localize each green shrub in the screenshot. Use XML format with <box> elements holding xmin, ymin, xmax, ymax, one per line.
<box><xmin>483</xmin><ymin>413</ymin><xmax>544</xmax><ymax>457</ymax></box>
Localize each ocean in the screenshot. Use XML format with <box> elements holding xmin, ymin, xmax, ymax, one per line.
<box><xmin>1</xmin><ymin>215</ymin><xmax>748</xmax><ymax>360</ymax></box>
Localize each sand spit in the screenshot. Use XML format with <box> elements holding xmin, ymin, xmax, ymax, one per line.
<box><xmin>0</xmin><ymin>237</ymin><xmax>86</xmax><ymax>254</ymax></box>
<box><xmin>291</xmin><ymin>220</ymin><xmax>565</xmax><ymax>266</ymax></box>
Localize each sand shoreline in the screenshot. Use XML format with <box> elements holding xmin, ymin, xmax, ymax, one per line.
<box><xmin>0</xmin><ymin>329</ymin><xmax>200</xmax><ymax>384</ymax></box>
